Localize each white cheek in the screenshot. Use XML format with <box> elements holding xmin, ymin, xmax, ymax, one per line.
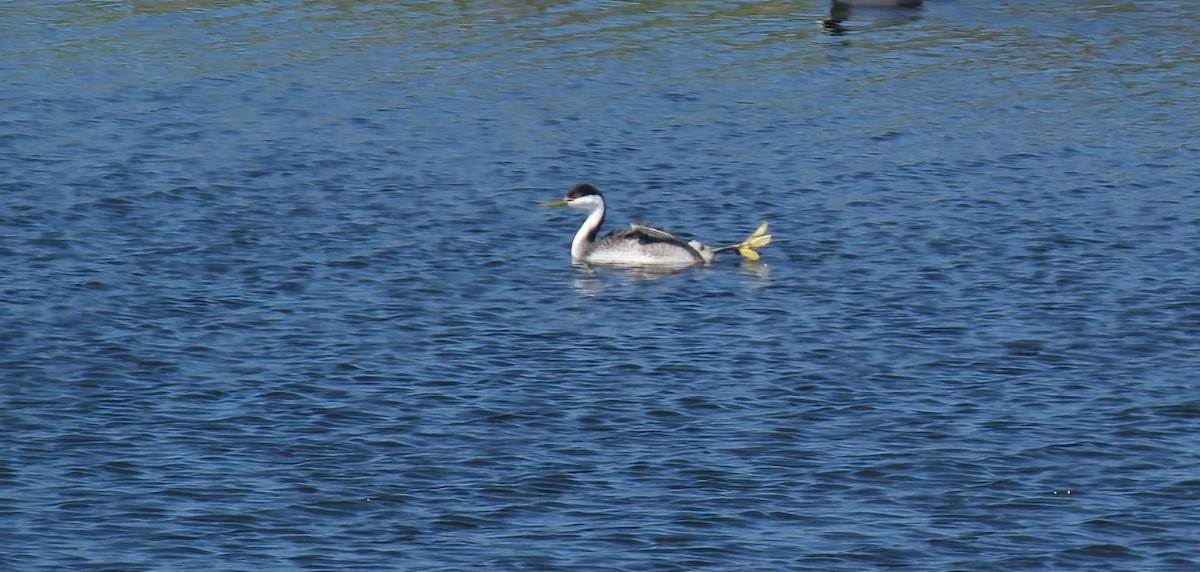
<box><xmin>569</xmin><ymin>196</ymin><xmax>601</xmax><ymax>210</ymax></box>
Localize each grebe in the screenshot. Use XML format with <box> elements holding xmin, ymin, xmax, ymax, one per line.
<box><xmin>540</xmin><ymin>183</ymin><xmax>770</xmax><ymax>267</ymax></box>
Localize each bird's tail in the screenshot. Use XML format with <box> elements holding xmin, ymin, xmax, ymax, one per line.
<box><xmin>713</xmin><ymin>222</ymin><xmax>772</xmax><ymax>261</ymax></box>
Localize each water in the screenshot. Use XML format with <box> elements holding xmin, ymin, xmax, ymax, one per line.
<box><xmin>3</xmin><ymin>1</ymin><xmax>1199</xmax><ymax>569</ymax></box>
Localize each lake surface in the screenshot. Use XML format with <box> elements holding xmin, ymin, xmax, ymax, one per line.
<box><xmin>3</xmin><ymin>1</ymin><xmax>1199</xmax><ymax>569</ymax></box>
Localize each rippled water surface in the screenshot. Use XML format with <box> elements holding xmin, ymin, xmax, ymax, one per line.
<box><xmin>3</xmin><ymin>1</ymin><xmax>1200</xmax><ymax>569</ymax></box>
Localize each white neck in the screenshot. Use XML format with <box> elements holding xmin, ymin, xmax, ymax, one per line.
<box><xmin>570</xmin><ymin>196</ymin><xmax>605</xmax><ymax>260</ymax></box>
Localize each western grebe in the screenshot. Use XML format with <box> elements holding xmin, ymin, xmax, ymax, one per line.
<box><xmin>539</xmin><ymin>183</ymin><xmax>771</xmax><ymax>267</ymax></box>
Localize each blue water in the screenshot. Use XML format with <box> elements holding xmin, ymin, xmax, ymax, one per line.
<box><xmin>3</xmin><ymin>1</ymin><xmax>1199</xmax><ymax>569</ymax></box>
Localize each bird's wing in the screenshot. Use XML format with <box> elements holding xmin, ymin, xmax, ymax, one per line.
<box><xmin>604</xmin><ymin>224</ymin><xmax>681</xmax><ymax>244</ymax></box>
<box><xmin>605</xmin><ymin>224</ymin><xmax>699</xmax><ymax>251</ymax></box>
<box><xmin>588</xmin><ymin>223</ymin><xmax>708</xmax><ymax>264</ymax></box>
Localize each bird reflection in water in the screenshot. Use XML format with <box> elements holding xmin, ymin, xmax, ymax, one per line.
<box><xmin>570</xmin><ymin>260</ymin><xmax>770</xmax><ymax>297</ymax></box>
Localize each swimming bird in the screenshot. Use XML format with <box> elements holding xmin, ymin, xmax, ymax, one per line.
<box><xmin>539</xmin><ymin>183</ymin><xmax>770</xmax><ymax>267</ymax></box>
<box><xmin>834</xmin><ymin>0</ymin><xmax>922</xmax><ymax>6</ymax></box>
